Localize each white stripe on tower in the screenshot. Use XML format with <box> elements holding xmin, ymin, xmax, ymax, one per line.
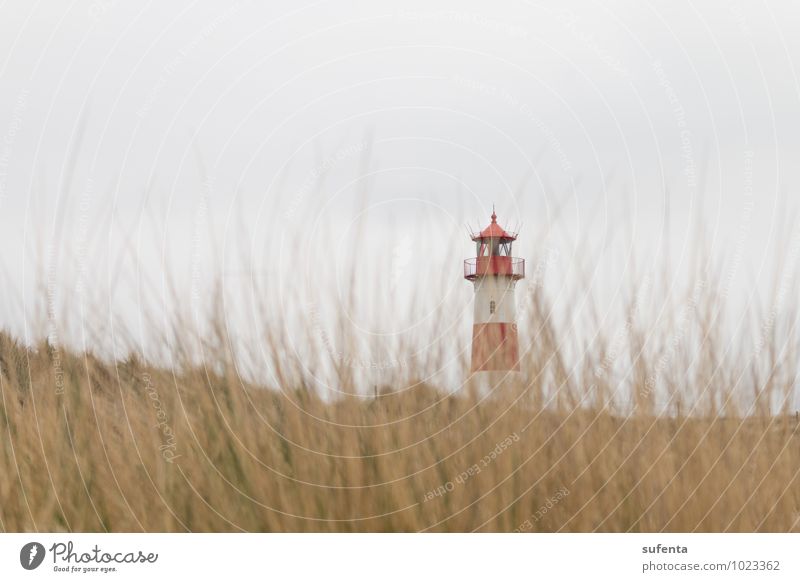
<box><xmin>471</xmin><ymin>275</ymin><xmax>520</xmax><ymax>372</ymax></box>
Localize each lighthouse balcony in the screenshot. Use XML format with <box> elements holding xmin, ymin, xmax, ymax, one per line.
<box><xmin>464</xmin><ymin>256</ymin><xmax>525</xmax><ymax>280</ymax></box>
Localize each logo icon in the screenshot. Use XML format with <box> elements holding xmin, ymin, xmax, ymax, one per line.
<box><xmin>20</xmin><ymin>542</ymin><xmax>46</xmax><ymax>570</ymax></box>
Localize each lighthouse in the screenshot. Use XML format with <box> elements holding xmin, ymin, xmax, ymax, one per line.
<box><xmin>464</xmin><ymin>210</ymin><xmax>525</xmax><ymax>373</ymax></box>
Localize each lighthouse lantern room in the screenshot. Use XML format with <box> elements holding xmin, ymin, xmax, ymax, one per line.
<box><xmin>464</xmin><ymin>210</ymin><xmax>525</xmax><ymax>372</ymax></box>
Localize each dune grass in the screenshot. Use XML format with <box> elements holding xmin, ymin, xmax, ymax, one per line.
<box><xmin>1</xmin><ymin>249</ymin><xmax>799</xmax><ymax>533</ymax></box>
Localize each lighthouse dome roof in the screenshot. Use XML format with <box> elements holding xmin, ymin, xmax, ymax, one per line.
<box><xmin>472</xmin><ymin>210</ymin><xmax>517</xmax><ymax>241</ymax></box>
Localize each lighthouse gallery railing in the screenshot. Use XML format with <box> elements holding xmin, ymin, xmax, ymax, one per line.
<box><xmin>464</xmin><ymin>257</ymin><xmax>525</xmax><ymax>280</ymax></box>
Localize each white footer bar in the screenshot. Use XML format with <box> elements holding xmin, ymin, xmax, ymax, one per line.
<box><xmin>1</xmin><ymin>533</ymin><xmax>796</xmax><ymax>581</ymax></box>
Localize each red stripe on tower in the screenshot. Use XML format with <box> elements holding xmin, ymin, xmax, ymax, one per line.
<box><xmin>464</xmin><ymin>209</ymin><xmax>525</xmax><ymax>374</ymax></box>
<box><xmin>471</xmin><ymin>322</ymin><xmax>520</xmax><ymax>372</ymax></box>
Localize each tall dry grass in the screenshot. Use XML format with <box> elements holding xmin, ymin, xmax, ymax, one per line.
<box><xmin>1</xmin><ymin>238</ymin><xmax>799</xmax><ymax>532</ymax></box>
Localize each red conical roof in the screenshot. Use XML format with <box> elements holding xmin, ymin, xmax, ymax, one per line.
<box><xmin>472</xmin><ymin>210</ymin><xmax>517</xmax><ymax>240</ymax></box>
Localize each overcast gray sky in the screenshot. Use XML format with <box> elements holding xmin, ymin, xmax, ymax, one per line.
<box><xmin>0</xmin><ymin>0</ymin><xmax>798</xmax><ymax>378</ymax></box>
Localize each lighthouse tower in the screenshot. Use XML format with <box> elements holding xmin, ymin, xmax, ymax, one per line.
<box><xmin>464</xmin><ymin>210</ymin><xmax>525</xmax><ymax>373</ymax></box>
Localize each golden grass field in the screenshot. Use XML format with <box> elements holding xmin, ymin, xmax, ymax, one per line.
<box><xmin>2</xmin><ymin>250</ymin><xmax>799</xmax><ymax>533</ymax></box>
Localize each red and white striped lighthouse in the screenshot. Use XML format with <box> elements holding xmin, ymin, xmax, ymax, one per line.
<box><xmin>464</xmin><ymin>210</ymin><xmax>525</xmax><ymax>373</ymax></box>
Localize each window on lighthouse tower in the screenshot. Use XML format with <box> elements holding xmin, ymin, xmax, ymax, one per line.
<box><xmin>489</xmin><ymin>300</ymin><xmax>496</xmax><ymax>314</ymax></box>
